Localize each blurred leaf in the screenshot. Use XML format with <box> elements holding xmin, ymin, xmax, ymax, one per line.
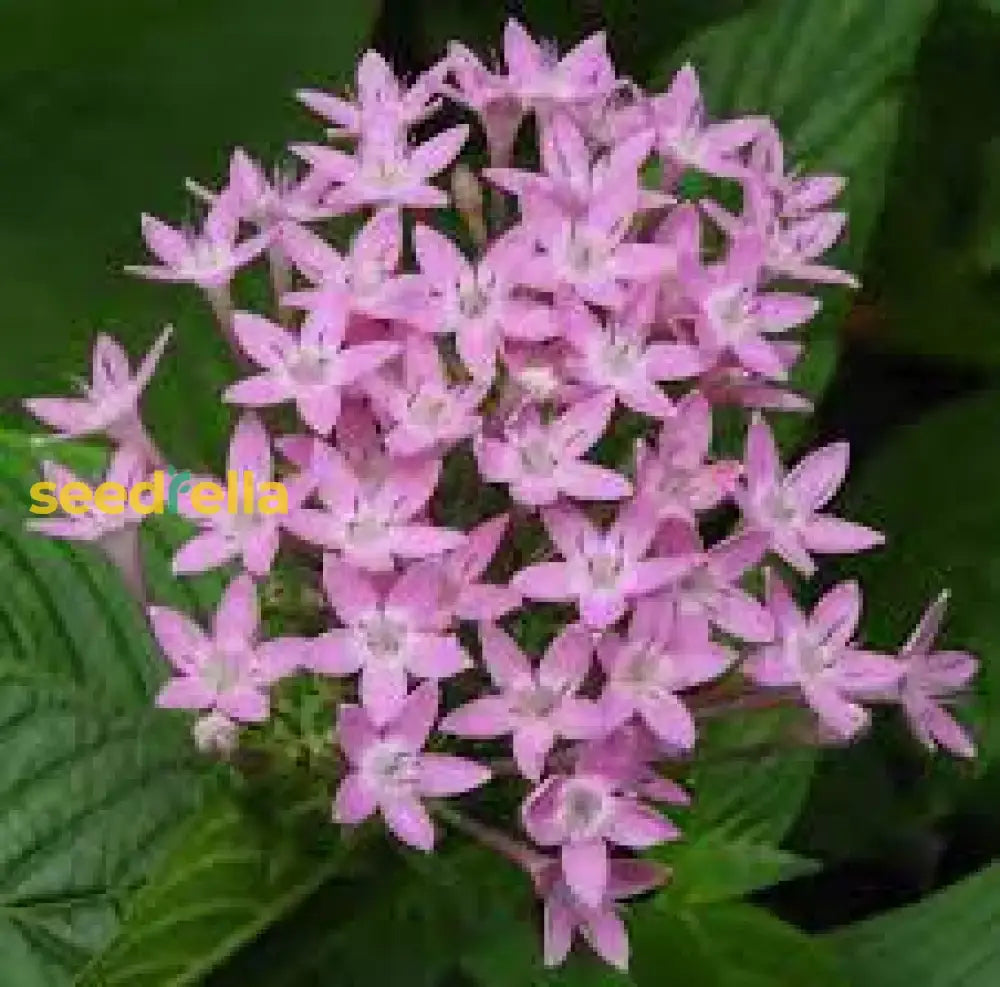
<box><xmin>629</xmin><ymin>901</ymin><xmax>849</xmax><ymax>986</ymax></box>
<box><xmin>0</xmin><ymin>0</ymin><xmax>381</xmax><ymax>468</ymax></box>
<box><xmin>78</xmin><ymin>793</ymin><xmax>351</xmax><ymax>987</ymax></box>
<box><xmin>832</xmin><ymin>861</ymin><xmax>1000</xmax><ymax>986</ymax></box>
<box><xmin>659</xmin><ymin>836</ymin><xmax>819</xmax><ymax>905</ymax></box>
<box><xmin>860</xmin><ymin>2</ymin><xmax>1000</xmax><ymax>365</ymax></box>
<box><xmin>665</xmin><ymin>0</ymin><xmax>938</xmax><ymax>447</ymax></box>
<box><xmin>682</xmin><ymin>709</ymin><xmax>818</xmax><ymax>845</ymax></box>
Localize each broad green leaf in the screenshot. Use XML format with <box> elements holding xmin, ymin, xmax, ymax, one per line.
<box><xmin>665</xmin><ymin>0</ymin><xmax>938</xmax><ymax>446</ymax></box>
<box><xmin>658</xmin><ymin>836</ymin><xmax>818</xmax><ymax>905</ymax></box>
<box><xmin>0</xmin><ymin>0</ymin><xmax>381</xmax><ymax>468</ymax></box>
<box><xmin>682</xmin><ymin>709</ymin><xmax>818</xmax><ymax>845</ymax></box>
<box><xmin>0</xmin><ymin>432</ymin><xmax>216</xmax><ymax>983</ymax></box>
<box><xmin>77</xmin><ymin>792</ymin><xmax>352</xmax><ymax>987</ymax></box>
<box><xmin>833</xmin><ymin>862</ymin><xmax>1000</xmax><ymax>986</ymax></box>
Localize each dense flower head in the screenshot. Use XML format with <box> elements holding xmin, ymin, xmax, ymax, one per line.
<box><xmin>21</xmin><ymin>18</ymin><xmax>982</xmax><ymax>975</ymax></box>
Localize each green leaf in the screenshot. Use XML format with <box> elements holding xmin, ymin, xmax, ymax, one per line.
<box><xmin>659</xmin><ymin>836</ymin><xmax>818</xmax><ymax>905</ymax></box>
<box><xmin>665</xmin><ymin>0</ymin><xmax>938</xmax><ymax>446</ymax></box>
<box><xmin>683</xmin><ymin>709</ymin><xmax>818</xmax><ymax>845</ymax></box>
<box><xmin>837</xmin><ymin>390</ymin><xmax>1000</xmax><ymax>761</ymax></box>
<box><xmin>833</xmin><ymin>862</ymin><xmax>1000</xmax><ymax>986</ymax></box>
<box><xmin>630</xmin><ymin>901</ymin><xmax>849</xmax><ymax>987</ymax></box>
<box><xmin>77</xmin><ymin>793</ymin><xmax>352</xmax><ymax>987</ymax></box>
<box><xmin>0</xmin><ymin>0</ymin><xmax>381</xmax><ymax>467</ymax></box>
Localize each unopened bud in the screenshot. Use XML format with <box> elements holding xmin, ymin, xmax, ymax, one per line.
<box><xmin>193</xmin><ymin>711</ymin><xmax>240</xmax><ymax>756</ymax></box>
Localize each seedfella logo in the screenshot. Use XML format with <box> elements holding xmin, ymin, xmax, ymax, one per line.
<box><xmin>29</xmin><ymin>467</ymin><xmax>289</xmax><ymax>517</ymax></box>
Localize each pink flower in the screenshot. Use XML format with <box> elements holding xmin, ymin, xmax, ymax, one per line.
<box><xmin>172</xmin><ymin>413</ymin><xmax>297</xmax><ymax>577</ymax></box>
<box><xmin>150</xmin><ymin>574</ymin><xmax>306</xmax><ymax>723</ymax></box>
<box><xmin>500</xmin><ymin>20</ymin><xmax>618</xmax><ymax>112</ymax></box>
<box><xmin>744</xmin><ymin>572</ymin><xmax>903</xmax><ymax>739</ymax></box>
<box><xmin>280</xmin><ymin>208</ymin><xmax>415</xmax><ymax>323</ymax></box>
<box><xmin>598</xmin><ymin>600</ymin><xmax>733</xmax><ymax>749</ymax></box>
<box><xmin>222</xmin><ymin>307</ymin><xmax>400</xmax><ymax>435</ymax></box>
<box><xmin>645</xmin><ymin>64</ymin><xmax>764</xmax><ymax>179</ymax></box>
<box><xmin>518</xmin><ymin>184</ymin><xmax>674</xmax><ymax>309</ymax></box>
<box><xmin>334</xmin><ymin>682</ymin><xmax>490</xmax><ymax>851</ymax></box>
<box><xmin>897</xmin><ymin>592</ymin><xmax>978</xmax><ymax>758</ymax></box>
<box><xmin>737</xmin><ymin>414</ymin><xmax>884</xmax><ymax>575</ymax></box>
<box><xmin>293</xmin><ymin>121</ymin><xmax>469</xmax><ymax>213</ymax></box>
<box><xmin>682</xmin><ymin>238</ymin><xmax>820</xmax><ymax>382</ymax></box>
<box><xmin>283</xmin><ymin>444</ymin><xmax>462</xmax><ymax>571</ymax></box>
<box><xmin>27</xmin><ymin>447</ymin><xmax>146</xmax><ymax>542</ymax></box>
<box><xmin>514</xmin><ymin>502</ymin><xmax>692</xmax><ymax>629</ymax></box>
<box><xmin>633</xmin><ymin>392</ymin><xmax>741</xmax><ymax>523</ymax></box>
<box><xmin>410</xmin><ymin>222</ymin><xmax>556</xmax><ymax>383</ymax></box>
<box><xmin>486</xmin><ymin>114</ymin><xmax>662</xmax><ymax>217</ymax></box>
<box><xmin>475</xmin><ymin>393</ymin><xmax>630</xmax><ymax>507</ymax></box>
<box><xmin>126</xmin><ymin>190</ymin><xmax>269</xmax><ymax>289</ymax></box>
<box><xmin>368</xmin><ymin>336</ymin><xmax>484</xmax><ymax>457</ymax></box>
<box><xmin>563</xmin><ymin>294</ymin><xmax>702</xmax><ymax>419</ymax></box>
<box><xmin>25</xmin><ymin>327</ymin><xmax>171</xmax><ymax>442</ymax></box>
<box><xmin>298</xmin><ymin>50</ymin><xmax>444</xmax><ymax>137</ymax></box>
<box><xmin>417</xmin><ymin>513</ymin><xmax>521</xmax><ymax>623</ymax></box>
<box><xmin>655</xmin><ymin>519</ymin><xmax>774</xmax><ymax>643</ymax></box>
<box><xmin>533</xmin><ymin>856</ymin><xmax>666</xmax><ymax>970</ymax></box>
<box><xmin>522</xmin><ymin>768</ymin><xmax>678</xmax><ymax>908</ymax></box>
<box><xmin>310</xmin><ymin>557</ymin><xmax>470</xmax><ymax>725</ymax></box>
<box><xmin>441</xmin><ymin>622</ymin><xmax>603</xmax><ymax>780</ymax></box>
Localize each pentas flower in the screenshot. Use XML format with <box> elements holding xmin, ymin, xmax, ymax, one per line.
<box><xmin>126</xmin><ymin>190</ymin><xmax>269</xmax><ymax>289</ymax></box>
<box><xmin>500</xmin><ymin>20</ymin><xmax>618</xmax><ymax>113</ymax></box>
<box><xmin>193</xmin><ymin>149</ymin><xmax>331</xmax><ymax>232</ymax></box>
<box><xmin>486</xmin><ymin>115</ymin><xmax>663</xmax><ymax>217</ymax></box>
<box><xmin>298</xmin><ymin>50</ymin><xmax>444</xmax><ymax>138</ymax></box>
<box><xmin>633</xmin><ymin>391</ymin><xmax>741</xmax><ymax>524</ymax></box>
<box><xmin>518</xmin><ymin>184</ymin><xmax>674</xmax><ymax>310</ymax></box>
<box><xmin>416</xmin><ymin>513</ymin><xmax>521</xmax><ymax>623</ymax></box>
<box><xmin>522</xmin><ymin>767</ymin><xmax>679</xmax><ymax>908</ymax></box>
<box><xmin>563</xmin><ymin>294</ymin><xmax>702</xmax><ymax>419</ymax></box>
<box><xmin>681</xmin><ymin>237</ymin><xmax>820</xmax><ymax>382</ymax></box>
<box><xmin>747</xmin><ymin>124</ymin><xmax>846</xmax><ymax>222</ymax></box>
<box><xmin>25</xmin><ymin>327</ymin><xmax>171</xmax><ymax>445</ymax></box>
<box><xmin>703</xmin><ymin>180</ymin><xmax>857</xmax><ymax>288</ymax></box>
<box><xmin>896</xmin><ymin>592</ymin><xmax>978</xmax><ymax>758</ymax></box>
<box><xmin>626</xmin><ymin>64</ymin><xmax>763</xmax><ymax>179</ymax></box>
<box><xmin>744</xmin><ymin>573</ymin><xmax>902</xmax><ymax>739</ymax></box>
<box><xmin>598</xmin><ymin>599</ymin><xmax>732</xmax><ymax>750</ymax></box>
<box><xmin>737</xmin><ymin>415</ymin><xmax>884</xmax><ymax>575</ymax></box>
<box><xmin>514</xmin><ymin>502</ymin><xmax>692</xmax><ymax>629</ymax></box>
<box><xmin>150</xmin><ymin>574</ymin><xmax>305</xmax><ymax>723</ymax></box>
<box><xmin>284</xmin><ymin>444</ymin><xmax>462</xmax><ymax>571</ymax></box>
<box><xmin>367</xmin><ymin>336</ymin><xmax>484</xmax><ymax>458</ymax></box>
<box><xmin>27</xmin><ymin>447</ymin><xmax>146</xmax><ymax>542</ymax></box>
<box><xmin>222</xmin><ymin>307</ymin><xmax>400</xmax><ymax>435</ymax></box>
<box><xmin>293</xmin><ymin>119</ymin><xmax>469</xmax><ymax>213</ymax></box>
<box><xmin>173</xmin><ymin>413</ymin><xmax>296</xmax><ymax>577</ymax></box>
<box><xmin>410</xmin><ymin>223</ymin><xmax>556</xmax><ymax>383</ymax></box>
<box><xmin>311</xmin><ymin>557</ymin><xmax>470</xmax><ymax>726</ymax></box>
<box><xmin>441</xmin><ymin>623</ymin><xmax>602</xmax><ymax>781</ymax></box>
<box><xmin>654</xmin><ymin>519</ymin><xmax>774</xmax><ymax>644</ymax></box>
<box><xmin>532</xmin><ymin>856</ymin><xmax>666</xmax><ymax>971</ymax></box>
<box><xmin>475</xmin><ymin>393</ymin><xmax>630</xmax><ymax>507</ymax></box>
<box><xmin>280</xmin><ymin>208</ymin><xmax>414</xmax><ymax>323</ymax></box>
<box><xmin>334</xmin><ymin>682</ymin><xmax>490</xmax><ymax>851</ymax></box>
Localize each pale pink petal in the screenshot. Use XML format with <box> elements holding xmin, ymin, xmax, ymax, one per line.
<box><xmin>543</xmin><ymin>896</ymin><xmax>575</xmax><ymax>969</ymax></box>
<box><xmin>223</xmin><ymin>373</ymin><xmax>290</xmax><ymax>407</ymax></box>
<box><xmin>607</xmin><ymin>800</ymin><xmax>678</xmax><ymax>848</ymax></box>
<box><xmin>745</xmin><ymin>414</ymin><xmax>779</xmax><ymax>491</ymax></box>
<box><xmin>389</xmin><ymin>680</ymin><xmax>439</xmax><ymax>750</ymax></box>
<box><xmin>554</xmin><ymin>393</ymin><xmax>615</xmax><ymax>457</ymax></box>
<box><xmin>231</xmin><ymin>312</ymin><xmax>292</xmax><ymax>369</ymax></box>
<box><xmin>803</xmin><ymin>681</ymin><xmax>869</xmax><ymax>739</ymax></box>
<box><xmin>147</xmin><ymin>607</ymin><xmax>207</xmax><ymax>669</ymax></box>
<box><xmin>217</xmin><ymin>685</ymin><xmax>269</xmax><ymax>722</ymax></box>
<box><xmin>479</xmin><ymin>623</ymin><xmax>532</xmax><ymax>687</ymax></box>
<box><xmin>811</xmin><ymin>580</ymin><xmax>862</xmax><ymax>646</ymax></box>
<box><xmin>415</xmin><ymin>753</ymin><xmax>491</xmax><ymax>796</ymax></box>
<box><xmin>361</xmin><ymin>662</ymin><xmax>409</xmax><ymax>726</ymax></box>
<box><xmin>241</xmin><ymin>523</ymin><xmax>279</xmax><ymax>577</ymax></box>
<box><xmin>409</xmin><ymin>125</ymin><xmax>469</xmax><ymax>178</ymax></box>
<box><xmin>296</xmin><ymin>387</ymin><xmax>341</xmax><ymax>436</ymax></box>
<box><xmin>334</xmin><ymin>772</ymin><xmax>377</xmax><ymax>824</ymax></box>
<box><xmin>213</xmin><ymin>574</ymin><xmax>257</xmax><ymax>646</ymax></box>
<box><xmin>172</xmin><ymin>531</ymin><xmax>238</xmax><ymax>574</ymax></box>
<box><xmin>337</xmin><ymin>704</ymin><xmax>378</xmax><ymax>763</ymax></box>
<box><xmin>380</xmin><ymin>795</ymin><xmax>436</xmax><ymax>851</ymax></box>
<box><xmin>582</xmin><ymin>909</ymin><xmax>629</xmax><ymax>972</ymax></box>
<box><xmin>440</xmin><ymin>695</ymin><xmax>513</xmax><ymax>738</ymax></box>
<box><xmin>156</xmin><ymin>676</ymin><xmax>214</xmax><ymax>711</ymax></box>
<box><xmin>562</xmin><ymin>838</ymin><xmax>608</xmax><ymax>908</ymax></box>
<box><xmin>323</xmin><ymin>555</ymin><xmax>378</xmax><ymax>621</ymax></box>
<box><xmin>513</xmin><ymin>562</ymin><xmax>576</xmax><ymax>602</ymax></box>
<box><xmin>558</xmin><ymin>461</ymin><xmax>633</xmax><ymax>502</ymax></box>
<box><xmin>800</xmin><ymin>517</ymin><xmax>884</xmax><ymax>554</ymax></box>
<box><xmin>309</xmin><ymin>629</ymin><xmax>362</xmax><ymax>675</ymax></box>
<box><xmin>539</xmin><ymin>623</ymin><xmax>592</xmax><ymax>689</ymax></box>
<box><xmin>512</xmin><ymin>722</ymin><xmax>555</xmax><ymax>781</ymax></box>
<box><xmin>406</xmin><ymin>634</ymin><xmax>470</xmax><ymax>680</ymax></box>
<box><xmin>638</xmin><ymin>691</ymin><xmax>696</xmax><ymax>750</ymax></box>
<box><xmin>413</xmin><ymin>222</ymin><xmax>468</xmax><ymax>281</ymax></box>
<box><xmin>784</xmin><ymin>441</ymin><xmax>849</xmax><ymax>511</ymax></box>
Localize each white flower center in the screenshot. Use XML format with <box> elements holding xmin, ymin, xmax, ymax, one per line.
<box><xmin>560</xmin><ymin>779</ymin><xmax>612</xmax><ymax>839</ymax></box>
<box><xmin>363</xmin><ymin>739</ymin><xmax>419</xmax><ymax>794</ymax></box>
<box><xmin>286</xmin><ymin>346</ymin><xmax>334</xmax><ymax>386</ymax></box>
<box><xmin>359</xmin><ymin>611</ymin><xmax>407</xmax><ymax>662</ymax></box>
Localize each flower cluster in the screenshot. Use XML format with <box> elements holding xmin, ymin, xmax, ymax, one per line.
<box><xmin>24</xmin><ymin>21</ymin><xmax>979</xmax><ymax>972</ymax></box>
